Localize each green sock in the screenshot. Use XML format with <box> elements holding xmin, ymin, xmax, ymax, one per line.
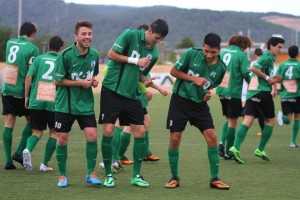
<box><xmin>111</xmin><ymin>126</ymin><xmax>121</xmax><ymax>161</ymax></box>
<box><xmin>168</xmin><ymin>147</ymin><xmax>179</xmax><ymax>178</ymax></box>
<box><xmin>56</xmin><ymin>144</ymin><xmax>67</xmax><ymax>176</ymax></box>
<box><xmin>258</xmin><ymin>125</ymin><xmax>273</xmax><ymax>151</ymax></box>
<box><xmin>225</xmin><ymin>127</ymin><xmax>235</xmax><ymax>154</ymax></box>
<box><xmin>207</xmin><ymin>146</ymin><xmax>219</xmax><ymax>180</ymax></box>
<box><xmin>144</xmin><ymin>131</ymin><xmax>150</xmax><ymax>156</ymax></box>
<box><xmin>42</xmin><ymin>137</ymin><xmax>56</xmax><ymax>166</ymax></box>
<box><xmin>86</xmin><ymin>141</ymin><xmax>98</xmax><ymax>175</ymax></box>
<box><xmin>291</xmin><ymin>120</ymin><xmax>300</xmax><ymax>144</ymax></box>
<box><xmin>2</xmin><ymin>127</ymin><xmax>13</xmax><ymax>163</ymax></box>
<box><xmin>234</xmin><ymin>124</ymin><xmax>249</xmax><ymax>151</ymax></box>
<box><xmin>101</xmin><ymin>135</ymin><xmax>113</xmax><ymax>175</ymax></box>
<box><xmin>220</xmin><ymin>121</ymin><xmax>228</xmax><ymax>144</ymax></box>
<box><xmin>15</xmin><ymin>123</ymin><xmax>32</xmax><ymax>155</ymax></box>
<box><xmin>26</xmin><ymin>135</ymin><xmax>39</xmax><ymax>152</ymax></box>
<box><xmin>119</xmin><ymin>131</ymin><xmax>131</xmax><ymax>159</ymax></box>
<box><xmin>132</xmin><ymin>137</ymin><xmax>145</xmax><ymax>178</ymax></box>
<box><xmin>283</xmin><ymin>115</ymin><xmax>290</xmax><ymax>125</ymax></box>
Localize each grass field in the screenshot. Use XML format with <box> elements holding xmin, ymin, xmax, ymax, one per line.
<box><xmin>0</xmin><ymin>93</ymin><xmax>299</xmax><ymax>200</ymax></box>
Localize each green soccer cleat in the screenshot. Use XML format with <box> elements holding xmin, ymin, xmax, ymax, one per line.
<box><xmin>229</xmin><ymin>146</ymin><xmax>244</xmax><ymax>164</ymax></box>
<box><xmin>104</xmin><ymin>174</ymin><xmax>115</xmax><ymax>188</ymax></box>
<box><xmin>254</xmin><ymin>149</ymin><xmax>270</xmax><ymax>161</ymax></box>
<box><xmin>130</xmin><ymin>175</ymin><xmax>149</xmax><ymax>188</ymax></box>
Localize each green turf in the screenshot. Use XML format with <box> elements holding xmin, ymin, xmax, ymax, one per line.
<box><xmin>0</xmin><ymin>93</ymin><xmax>299</xmax><ymax>200</ymax></box>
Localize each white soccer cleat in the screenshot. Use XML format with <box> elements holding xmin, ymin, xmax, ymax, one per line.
<box><xmin>277</xmin><ymin>111</ymin><xmax>283</xmax><ymax>126</ymax></box>
<box><xmin>99</xmin><ymin>161</ymin><xmax>105</xmax><ymax>169</ymax></box>
<box><xmin>40</xmin><ymin>163</ymin><xmax>53</xmax><ymax>172</ymax></box>
<box><xmin>23</xmin><ymin>149</ymin><xmax>32</xmax><ymax>171</ymax></box>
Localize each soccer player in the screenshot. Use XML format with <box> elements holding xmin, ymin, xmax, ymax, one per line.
<box><xmin>165</xmin><ymin>33</ymin><xmax>230</xmax><ymax>190</ymax></box>
<box><xmin>216</xmin><ymin>35</ymin><xmax>253</xmax><ymax>159</ymax></box>
<box><xmin>2</xmin><ymin>22</ymin><xmax>39</xmax><ymax>170</ymax></box>
<box><xmin>118</xmin><ymin>78</ymin><xmax>168</xmax><ymax>164</ymax></box>
<box><xmin>99</xmin><ymin>18</ymin><xmax>169</xmax><ymax>188</ymax></box>
<box><xmin>276</xmin><ymin>45</ymin><xmax>300</xmax><ymax>148</ymax></box>
<box><xmin>54</xmin><ymin>20</ymin><xmax>100</xmax><ymax>187</ymax></box>
<box><xmin>229</xmin><ymin>36</ymin><xmax>284</xmax><ymax>164</ymax></box>
<box><xmin>23</xmin><ymin>36</ymin><xmax>64</xmax><ymax>172</ymax></box>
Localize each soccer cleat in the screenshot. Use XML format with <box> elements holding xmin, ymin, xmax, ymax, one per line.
<box><xmin>223</xmin><ymin>153</ymin><xmax>233</xmax><ymax>160</ymax></box>
<box><xmin>12</xmin><ymin>152</ymin><xmax>23</xmax><ymax>166</ymax></box>
<box><xmin>57</xmin><ymin>176</ymin><xmax>68</xmax><ymax>187</ymax></box>
<box><xmin>86</xmin><ymin>172</ymin><xmax>102</xmax><ymax>185</ymax></box>
<box><xmin>112</xmin><ymin>160</ymin><xmax>123</xmax><ymax>170</ymax></box>
<box><xmin>210</xmin><ymin>177</ymin><xmax>230</xmax><ymax>190</ymax></box>
<box><xmin>254</xmin><ymin>149</ymin><xmax>270</xmax><ymax>161</ymax></box>
<box><xmin>99</xmin><ymin>161</ymin><xmax>105</xmax><ymax>169</ymax></box>
<box><xmin>165</xmin><ymin>176</ymin><xmax>180</xmax><ymax>188</ymax></box>
<box><xmin>5</xmin><ymin>162</ymin><xmax>16</xmax><ymax>170</ymax></box>
<box><xmin>218</xmin><ymin>142</ymin><xmax>225</xmax><ymax>157</ymax></box>
<box><xmin>229</xmin><ymin>146</ymin><xmax>244</xmax><ymax>164</ymax></box>
<box><xmin>130</xmin><ymin>175</ymin><xmax>149</xmax><ymax>188</ymax></box>
<box><xmin>290</xmin><ymin>143</ymin><xmax>298</xmax><ymax>148</ymax></box>
<box><xmin>120</xmin><ymin>156</ymin><xmax>133</xmax><ymax>165</ymax></box>
<box><xmin>277</xmin><ymin>111</ymin><xmax>283</xmax><ymax>126</ymax></box>
<box><xmin>104</xmin><ymin>174</ymin><xmax>115</xmax><ymax>188</ymax></box>
<box><xmin>143</xmin><ymin>154</ymin><xmax>160</xmax><ymax>161</ymax></box>
<box><xmin>40</xmin><ymin>163</ymin><xmax>53</xmax><ymax>172</ymax></box>
<box><xmin>23</xmin><ymin>149</ymin><xmax>32</xmax><ymax>171</ymax></box>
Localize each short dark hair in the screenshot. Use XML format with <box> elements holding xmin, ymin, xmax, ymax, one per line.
<box><xmin>267</xmin><ymin>37</ymin><xmax>285</xmax><ymax>50</ymax></box>
<box><xmin>254</xmin><ymin>48</ymin><xmax>263</xmax><ymax>56</ymax></box>
<box><xmin>75</xmin><ymin>20</ymin><xmax>93</xmax><ymax>35</ymax></box>
<box><xmin>19</xmin><ymin>22</ymin><xmax>37</xmax><ymax>36</ymax></box>
<box><xmin>203</xmin><ymin>33</ymin><xmax>221</xmax><ymax>48</ymax></box>
<box><xmin>150</xmin><ymin>18</ymin><xmax>169</xmax><ymax>37</ymax></box>
<box><xmin>137</xmin><ymin>24</ymin><xmax>149</xmax><ymax>30</ymax></box>
<box><xmin>49</xmin><ymin>36</ymin><xmax>64</xmax><ymax>52</ymax></box>
<box><xmin>288</xmin><ymin>45</ymin><xmax>299</xmax><ymax>58</ymax></box>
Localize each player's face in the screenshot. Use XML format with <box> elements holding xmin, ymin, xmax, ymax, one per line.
<box><xmin>270</xmin><ymin>43</ymin><xmax>284</xmax><ymax>57</ymax></box>
<box><xmin>74</xmin><ymin>26</ymin><xmax>93</xmax><ymax>49</ymax></box>
<box><xmin>202</xmin><ymin>44</ymin><xmax>220</xmax><ymax>65</ymax></box>
<box><xmin>146</xmin><ymin>29</ymin><xmax>165</xmax><ymax>47</ymax></box>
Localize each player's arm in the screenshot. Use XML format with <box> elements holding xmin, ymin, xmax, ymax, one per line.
<box><xmin>249</xmin><ymin>66</ymin><xmax>281</xmax><ymax>85</ymax></box>
<box><xmin>24</xmin><ymin>75</ymin><xmax>33</xmax><ymax>109</ymax></box>
<box><xmin>107</xmin><ymin>49</ymin><xmax>151</xmax><ymax>68</ymax></box>
<box><xmin>54</xmin><ymin>79</ymin><xmax>92</xmax><ymax>89</ymax></box>
<box><xmin>170</xmin><ymin>67</ymin><xmax>207</xmax><ymax>87</ymax></box>
<box><xmin>150</xmin><ymin>82</ymin><xmax>168</xmax><ymax>96</ymax></box>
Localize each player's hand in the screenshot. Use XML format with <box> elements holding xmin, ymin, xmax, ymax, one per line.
<box><xmin>204</xmin><ymin>90</ymin><xmax>212</xmax><ymax>101</ymax></box>
<box><xmin>143</xmin><ymin>77</ymin><xmax>156</xmax><ymax>87</ymax></box>
<box><xmin>24</xmin><ymin>97</ymin><xmax>29</xmax><ymax>109</ymax></box>
<box><xmin>137</xmin><ymin>57</ymin><xmax>151</xmax><ymax>68</ymax></box>
<box><xmin>92</xmin><ymin>78</ymin><xmax>99</xmax><ymax>88</ymax></box>
<box><xmin>272</xmin><ymin>75</ymin><xmax>282</xmax><ymax>83</ymax></box>
<box><xmin>145</xmin><ymin>91</ymin><xmax>153</xmax><ymax>101</ymax></box>
<box><xmin>159</xmin><ymin>88</ymin><xmax>168</xmax><ymax>96</ymax></box>
<box><xmin>81</xmin><ymin>79</ymin><xmax>93</xmax><ymax>88</ymax></box>
<box><xmin>193</xmin><ymin>77</ymin><xmax>208</xmax><ymax>87</ymax></box>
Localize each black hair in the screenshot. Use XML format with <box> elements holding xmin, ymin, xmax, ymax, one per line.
<box><xmin>203</xmin><ymin>33</ymin><xmax>221</xmax><ymax>48</ymax></box>
<box><xmin>19</xmin><ymin>22</ymin><xmax>37</xmax><ymax>36</ymax></box>
<box><xmin>288</xmin><ymin>45</ymin><xmax>299</xmax><ymax>58</ymax></box>
<box><xmin>254</xmin><ymin>48</ymin><xmax>263</xmax><ymax>56</ymax></box>
<box><xmin>49</xmin><ymin>36</ymin><xmax>64</xmax><ymax>52</ymax></box>
<box><xmin>150</xmin><ymin>18</ymin><xmax>169</xmax><ymax>37</ymax></box>
<box><xmin>75</xmin><ymin>20</ymin><xmax>93</xmax><ymax>35</ymax></box>
<box><xmin>267</xmin><ymin>37</ymin><xmax>285</xmax><ymax>50</ymax></box>
<box><xmin>137</xmin><ymin>24</ymin><xmax>149</xmax><ymax>30</ymax></box>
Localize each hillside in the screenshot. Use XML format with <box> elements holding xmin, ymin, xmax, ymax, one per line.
<box><xmin>0</xmin><ymin>0</ymin><xmax>299</xmax><ymax>52</ymax></box>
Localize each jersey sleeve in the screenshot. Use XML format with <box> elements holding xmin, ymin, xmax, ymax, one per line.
<box><xmin>111</xmin><ymin>29</ymin><xmax>132</xmax><ymax>54</ymax></box>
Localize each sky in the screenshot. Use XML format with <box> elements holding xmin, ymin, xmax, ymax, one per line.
<box><xmin>64</xmin><ymin>0</ymin><xmax>300</xmax><ymax>16</ymax></box>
